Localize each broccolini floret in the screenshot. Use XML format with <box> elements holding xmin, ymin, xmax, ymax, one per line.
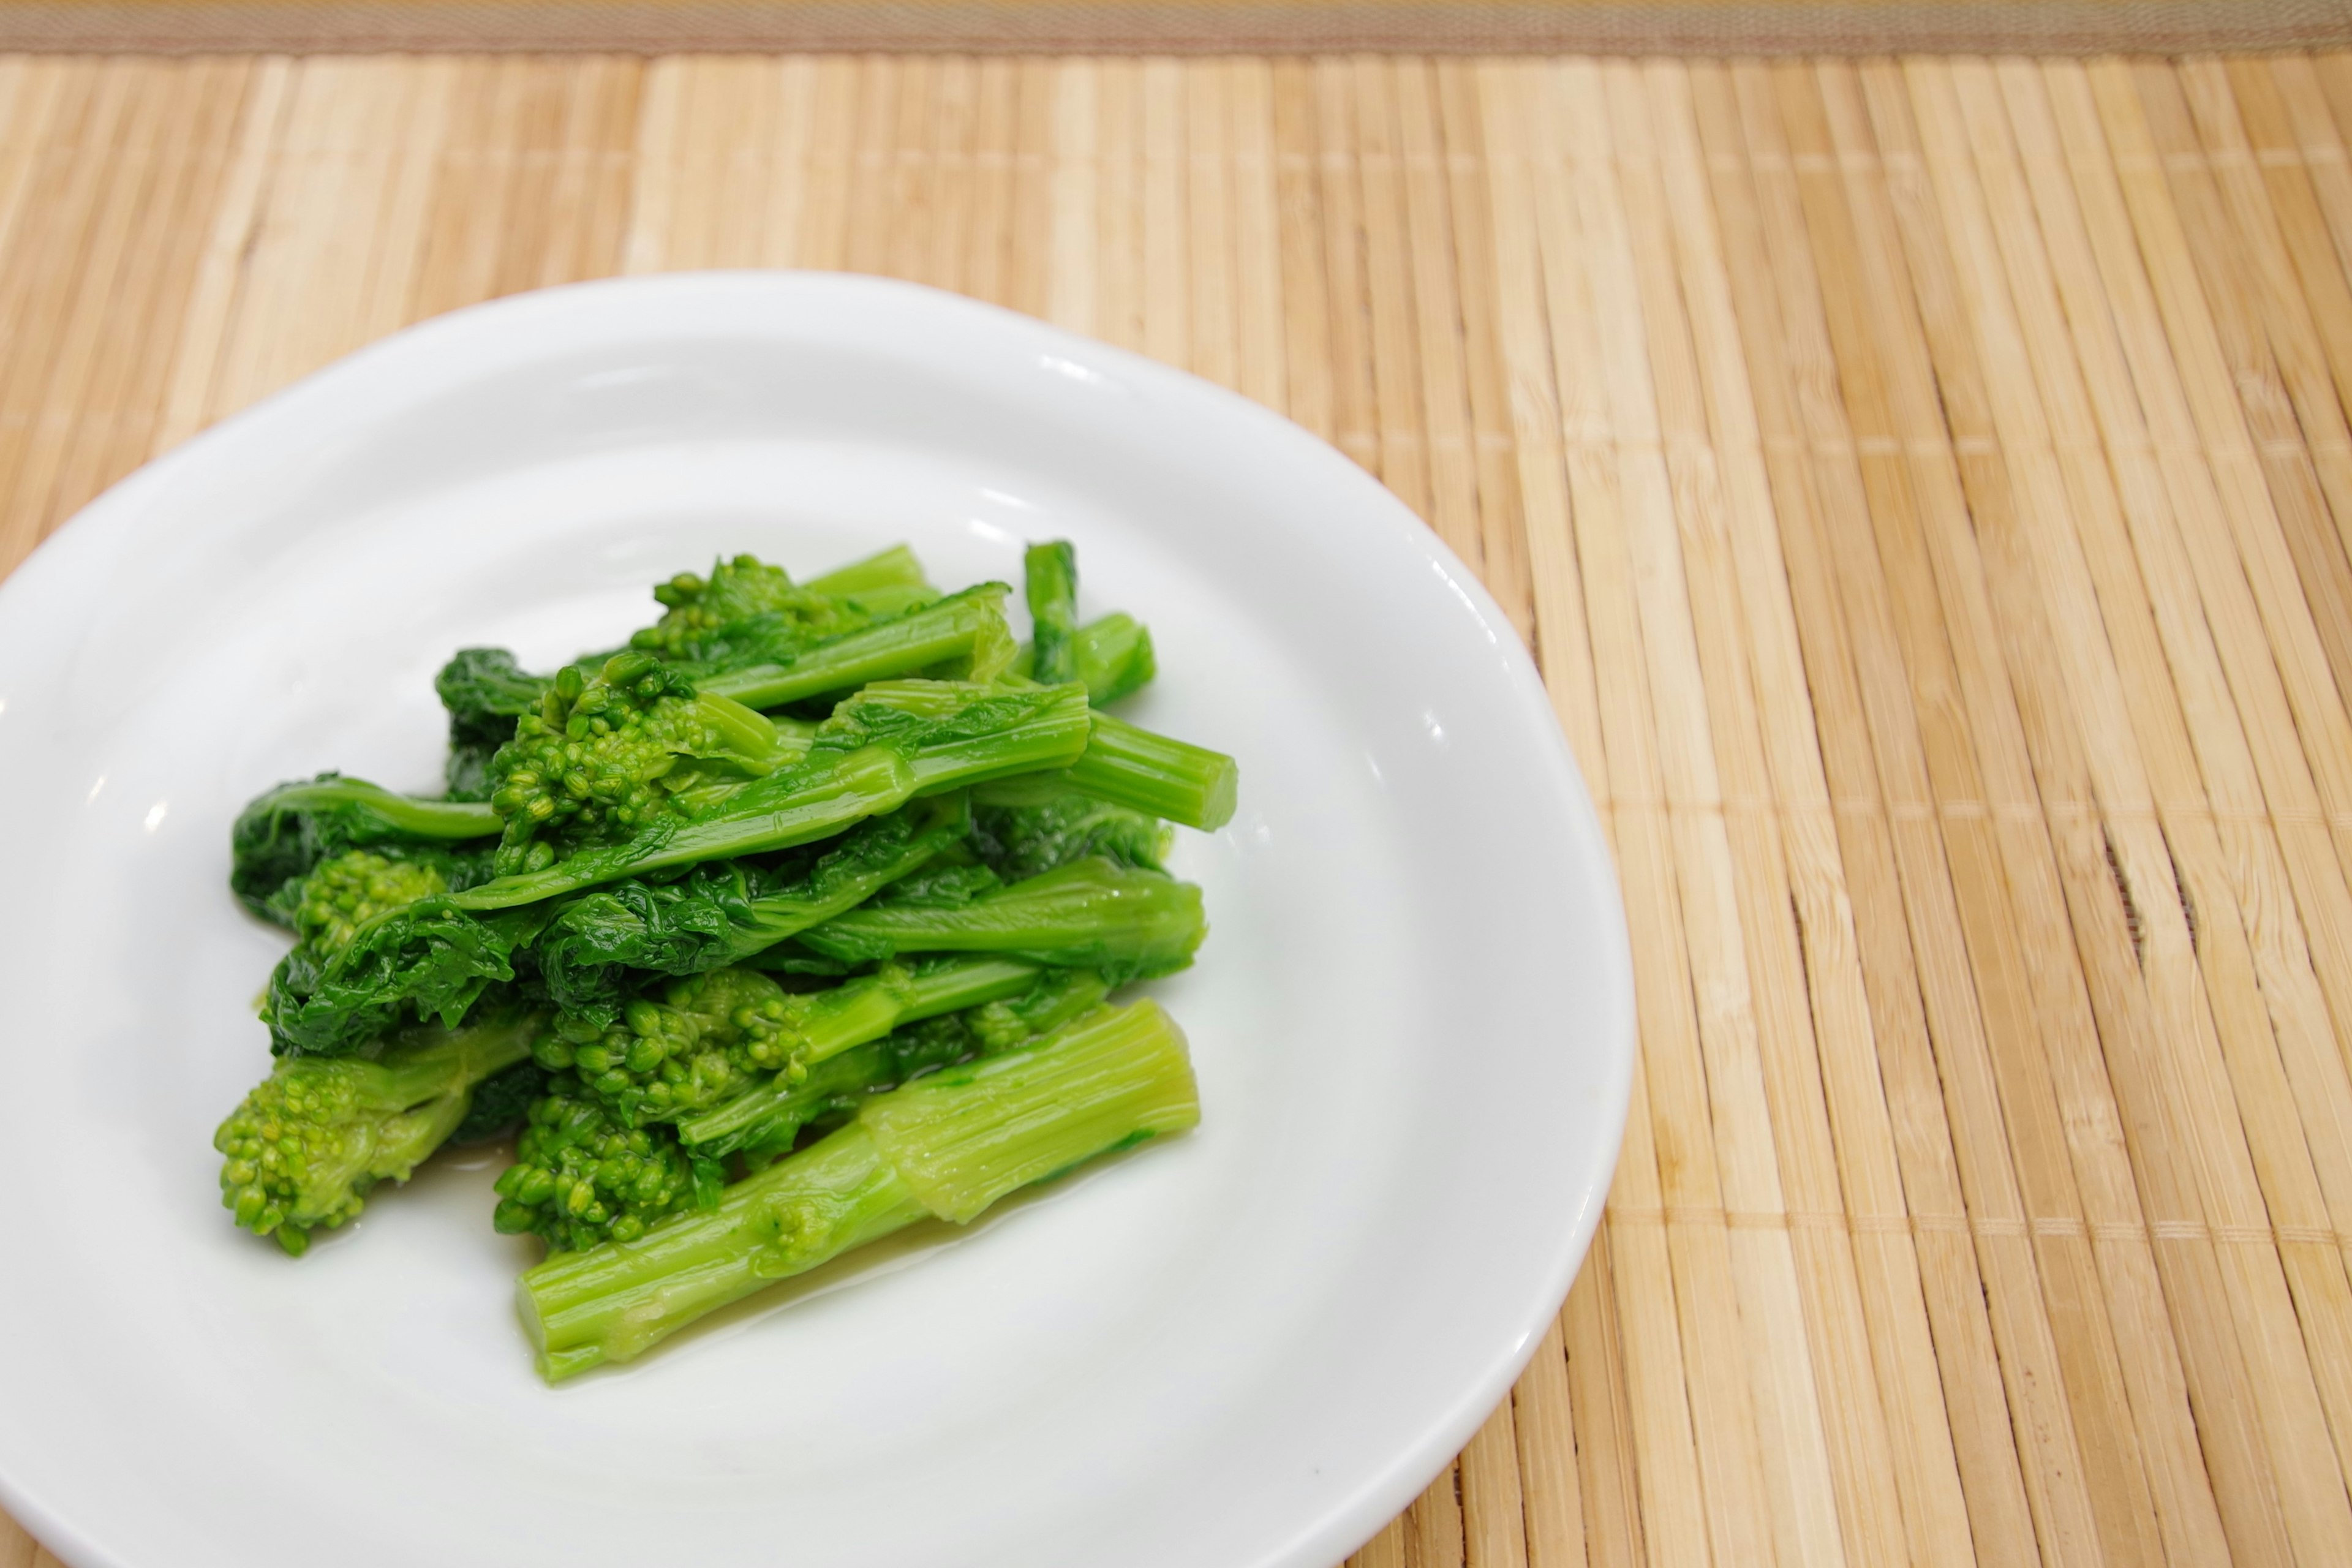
<box><xmin>292</xmin><ymin>851</ymin><xmax>450</xmax><ymax>957</ymax></box>
<box><xmin>531</xmin><ymin>967</ymin><xmax>805</xmax><ymax>1125</ymax></box>
<box><xmin>230</xmin><ymin>774</ymin><xmax>499</xmax><ymax>925</ymax></box>
<box><xmin>492</xmin><ymin>1075</ymin><xmax>711</xmax><ymax>1250</ymax></box>
<box><xmin>434</xmin><ymin>647</ymin><xmax>553</xmax><ymax>800</ymax></box>
<box><xmin>486</xmin><ymin>650</ymin><xmax>794</xmax><ymax>876</ymax></box>
<box><xmin>215</xmin><ymin>1002</ymin><xmax>541</xmax><ymax>1254</ymax></box>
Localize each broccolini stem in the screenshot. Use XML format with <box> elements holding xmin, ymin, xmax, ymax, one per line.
<box><xmin>448</xmin><ymin>745</ymin><xmax>918</xmax><ymax>911</ymax></box>
<box><xmin>676</xmin><ymin>957</ymin><xmax>1044</xmax><ymax>1153</ymax></box>
<box><xmin>1024</xmin><ymin>541</ymin><xmax>1080</xmax><ymax>685</ymax></box>
<box><xmin>804</xmin><ymin>544</ymin><xmax>937</xmax><ymax>605</ymax></box>
<box><xmin>519</xmin><ymin>998</ymin><xmax>1198</xmax><ymax>1379</ymax></box>
<box><xmin>699</xmin><ymin>584</ymin><xmax>1012</xmax><ymax>709</ymax></box>
<box><xmin>248</xmin><ymin>777</ymin><xmax>501</xmax><ymax>840</ymax></box>
<box><xmin>1008</xmin><ymin>613</ymin><xmax>1158</xmax><ymax>705</ymax></box>
<box><xmin>793</xmin><ymin>856</ymin><xmax>1205</xmax><ymax>978</ymax></box>
<box><xmin>445</xmin><ymin>685</ymin><xmax>1095</xmax><ymax>911</ymax></box>
<box><xmin>1065</xmin><ymin>712</ymin><xmax>1237</xmax><ymax>831</ymax></box>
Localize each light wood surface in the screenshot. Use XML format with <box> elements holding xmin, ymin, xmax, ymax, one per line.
<box><xmin>6</xmin><ymin>48</ymin><xmax>2352</xmax><ymax>1568</ymax></box>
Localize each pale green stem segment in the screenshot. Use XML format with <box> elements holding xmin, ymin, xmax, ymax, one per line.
<box><xmin>804</xmin><ymin>543</ymin><xmax>936</xmax><ymax>603</ymax></box>
<box><xmin>700</xmin><ymin>584</ymin><xmax>1013</xmax><ymax>709</ymax></box>
<box><xmin>449</xmin><ymin>745</ymin><xmax>918</xmax><ymax>911</ymax></box>
<box><xmin>252</xmin><ymin>777</ymin><xmax>501</xmax><ymax>839</ymax></box>
<box><xmin>1024</xmin><ymin>541</ymin><xmax>1079</xmax><ymax>685</ymax></box>
<box><xmin>448</xmin><ymin>685</ymin><xmax>1092</xmax><ymax>910</ymax></box>
<box><xmin>1063</xmin><ymin>712</ymin><xmax>1237</xmax><ymax>832</ymax></box>
<box><xmin>519</xmin><ymin>998</ymin><xmax>1197</xmax><ymax>1379</ymax></box>
<box><xmin>1008</xmin><ymin>612</ymin><xmax>1158</xmax><ymax>705</ymax></box>
<box><xmin>677</xmin><ymin>957</ymin><xmax>1044</xmax><ymax>1153</ymax></box>
<box><xmin>793</xmin><ymin>857</ymin><xmax>1205</xmax><ymax>974</ymax></box>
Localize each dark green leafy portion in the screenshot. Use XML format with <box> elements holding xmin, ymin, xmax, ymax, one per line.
<box><xmin>969</xmin><ymin>786</ymin><xmax>1169</xmax><ymax>879</ymax></box>
<box><xmin>532</xmin><ymin>797</ymin><xmax>970</xmax><ymax>1023</ymax></box>
<box><xmin>435</xmin><ymin>648</ymin><xmax>552</xmax><ymax>801</ymax></box>
<box><xmin>450</xmin><ymin>1058</ymin><xmax>550</xmax><ymax>1145</ymax></box>
<box><xmin>230</xmin><ymin>775</ymin><xmax>499</xmax><ymax>926</ymax></box>
<box><xmin>264</xmin><ymin>896</ymin><xmax>550</xmax><ymax>1058</ymax></box>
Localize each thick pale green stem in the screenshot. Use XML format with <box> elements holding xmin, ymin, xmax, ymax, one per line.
<box><xmin>449</xmin><ymin>746</ymin><xmax>918</xmax><ymax>910</ymax></box>
<box><xmin>679</xmin><ymin>957</ymin><xmax>1044</xmax><ymax>1153</ymax></box>
<box><xmin>794</xmin><ymin>856</ymin><xmax>1205</xmax><ymax>977</ymax></box>
<box><xmin>805</xmin><ymin>543</ymin><xmax>937</xmax><ymax>605</ymax></box>
<box><xmin>1064</xmin><ymin>712</ymin><xmax>1237</xmax><ymax>831</ymax></box>
<box><xmin>247</xmin><ymin>778</ymin><xmax>501</xmax><ymax>840</ymax></box>
<box><xmin>519</xmin><ymin>998</ymin><xmax>1197</xmax><ymax>1379</ymax></box>
<box><xmin>1024</xmin><ymin>541</ymin><xmax>1079</xmax><ymax>685</ymax></box>
<box><xmin>700</xmin><ymin>584</ymin><xmax>1011</xmax><ymax>708</ymax></box>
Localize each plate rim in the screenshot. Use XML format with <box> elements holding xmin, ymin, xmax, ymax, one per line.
<box><xmin>0</xmin><ymin>270</ymin><xmax>1633</xmax><ymax>1568</ymax></box>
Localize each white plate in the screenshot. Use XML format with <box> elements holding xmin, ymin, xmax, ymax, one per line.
<box><xmin>0</xmin><ymin>274</ymin><xmax>1630</xmax><ymax>1568</ymax></box>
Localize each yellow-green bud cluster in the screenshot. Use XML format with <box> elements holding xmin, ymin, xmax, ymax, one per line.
<box><xmin>295</xmin><ymin>851</ymin><xmax>447</xmax><ymax>958</ymax></box>
<box><xmin>532</xmin><ymin>967</ymin><xmax>805</xmax><ymax>1122</ymax></box>
<box><xmin>488</xmin><ymin>652</ymin><xmax>723</xmax><ymax>870</ymax></box>
<box><xmin>630</xmin><ymin>555</ymin><xmax>856</xmax><ymax>663</ymax></box>
<box><xmin>493</xmin><ymin>1081</ymin><xmax>698</xmax><ymax>1249</ymax></box>
<box><xmin>214</xmin><ymin>1063</ymin><xmax>377</xmax><ymax>1256</ymax></box>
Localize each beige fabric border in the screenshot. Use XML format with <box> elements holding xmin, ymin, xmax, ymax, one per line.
<box><xmin>0</xmin><ymin>1</ymin><xmax>2342</xmax><ymax>56</ymax></box>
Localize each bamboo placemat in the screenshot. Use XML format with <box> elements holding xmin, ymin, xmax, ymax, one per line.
<box><xmin>9</xmin><ymin>47</ymin><xmax>2352</xmax><ymax>1568</ymax></box>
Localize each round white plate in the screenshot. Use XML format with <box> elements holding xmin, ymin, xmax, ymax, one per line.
<box><xmin>0</xmin><ymin>274</ymin><xmax>1630</xmax><ymax>1568</ymax></box>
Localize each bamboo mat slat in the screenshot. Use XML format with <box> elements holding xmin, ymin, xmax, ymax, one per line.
<box><xmin>10</xmin><ymin>47</ymin><xmax>2352</xmax><ymax>1568</ymax></box>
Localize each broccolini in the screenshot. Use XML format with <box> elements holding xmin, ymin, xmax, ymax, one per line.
<box><xmin>212</xmin><ymin>540</ymin><xmax>1221</xmax><ymax>1387</ymax></box>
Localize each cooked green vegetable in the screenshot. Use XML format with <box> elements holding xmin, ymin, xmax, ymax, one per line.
<box><xmin>678</xmin><ymin>964</ymin><xmax>1109</xmax><ymax>1158</ymax></box>
<box><xmin>230</xmin><ymin>775</ymin><xmax>499</xmax><ymax>925</ymax></box>
<box><xmin>214</xmin><ymin>1000</ymin><xmax>542</xmax><ymax>1254</ymax></box>
<box><xmin>519</xmin><ymin>997</ymin><xmax>1198</xmax><ymax>1379</ymax></box>
<box><xmin>435</xmin><ymin>648</ymin><xmax>552</xmax><ymax>801</ymax></box>
<box><xmin>531</xmin><ymin>796</ymin><xmax>971</xmax><ymax>1019</ymax></box>
<box><xmin>450</xmin><ymin>680</ymin><xmax>1093</xmax><ymax>911</ymax></box>
<box><xmin>1024</xmin><ymin>541</ymin><xmax>1080</xmax><ymax>685</ymax></box>
<box><xmin>217</xmin><ymin>540</ymin><xmax>1218</xmax><ymax>1384</ymax></box>
<box><xmin>698</xmin><ymin>584</ymin><xmax>1017</xmax><ymax>709</ymax></box>
<box><xmin>794</xmin><ymin>856</ymin><xmax>1205</xmax><ymax>981</ymax></box>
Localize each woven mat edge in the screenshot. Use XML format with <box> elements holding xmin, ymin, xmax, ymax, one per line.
<box><xmin>0</xmin><ymin>1</ymin><xmax>2342</xmax><ymax>56</ymax></box>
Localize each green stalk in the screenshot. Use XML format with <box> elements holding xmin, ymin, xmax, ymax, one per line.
<box><xmin>1007</xmin><ymin>612</ymin><xmax>1157</xmax><ymax>705</ymax></box>
<box><xmin>804</xmin><ymin>543</ymin><xmax>935</xmax><ymax>603</ymax></box>
<box><xmin>1063</xmin><ymin>711</ymin><xmax>1237</xmax><ymax>831</ymax></box>
<box><xmin>1024</xmin><ymin>541</ymin><xmax>1079</xmax><ymax>685</ymax></box>
<box><xmin>678</xmin><ymin>957</ymin><xmax>1044</xmax><ymax>1153</ymax></box>
<box><xmin>448</xmin><ymin>684</ymin><xmax>1095</xmax><ymax>911</ymax></box>
<box><xmin>216</xmin><ymin>1003</ymin><xmax>543</xmax><ymax>1253</ymax></box>
<box><xmin>243</xmin><ymin>777</ymin><xmax>501</xmax><ymax>840</ymax></box>
<box><xmin>449</xmin><ymin>744</ymin><xmax>919</xmax><ymax>911</ymax></box>
<box><xmin>519</xmin><ymin>998</ymin><xmax>1197</xmax><ymax>1379</ymax></box>
<box><xmin>700</xmin><ymin>584</ymin><xmax>1012</xmax><ymax>708</ymax></box>
<box><xmin>794</xmin><ymin>856</ymin><xmax>1205</xmax><ymax>978</ymax></box>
